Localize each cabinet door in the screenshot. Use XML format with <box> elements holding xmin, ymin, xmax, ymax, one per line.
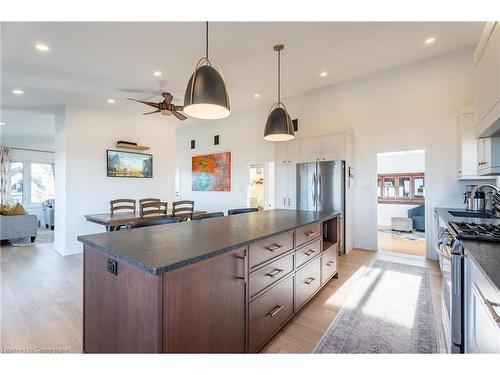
<box><xmin>469</xmin><ymin>284</ymin><xmax>500</xmax><ymax>353</ymax></box>
<box><xmin>287</xmin><ymin>164</ymin><xmax>297</xmax><ymax>209</ymax></box>
<box><xmin>475</xmin><ymin>23</ymin><xmax>500</xmax><ymax>125</ymax></box>
<box><xmin>459</xmin><ymin>112</ymin><xmax>480</xmax><ymax>177</ymax></box>
<box><xmin>320</xmin><ymin>133</ymin><xmax>346</xmax><ymax>161</ymax></box>
<box><xmin>300</xmin><ymin>137</ymin><xmax>322</xmax><ymax>162</ymax></box>
<box><xmin>275</xmin><ymin>142</ymin><xmax>288</xmax><ymax>165</ymax></box>
<box><xmin>163</xmin><ymin>247</ymin><xmax>247</xmax><ymax>353</ymax></box>
<box><xmin>477</xmin><ymin>138</ymin><xmax>486</xmax><ymax>171</ymax></box>
<box><xmin>484</xmin><ymin>137</ymin><xmax>492</xmax><ymax>169</ymax></box>
<box><xmin>286</xmin><ymin>139</ymin><xmax>301</xmax><ymax>164</ymax></box>
<box><xmin>275</xmin><ymin>164</ymin><xmax>288</xmax><ymax>209</ymax></box>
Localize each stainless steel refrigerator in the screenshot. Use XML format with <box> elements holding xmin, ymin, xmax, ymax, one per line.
<box><xmin>296</xmin><ymin>160</ymin><xmax>345</xmax><ymax>254</ymax></box>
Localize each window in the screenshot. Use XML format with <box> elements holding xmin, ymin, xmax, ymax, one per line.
<box><xmin>9</xmin><ymin>162</ymin><xmax>24</xmax><ymax>204</ymax></box>
<box><xmin>30</xmin><ymin>163</ymin><xmax>55</xmax><ymax>204</ymax></box>
<box><xmin>377</xmin><ymin>173</ymin><xmax>425</xmax><ymax>204</ymax></box>
<box><xmin>7</xmin><ymin>160</ymin><xmax>55</xmax><ymax>205</ymax></box>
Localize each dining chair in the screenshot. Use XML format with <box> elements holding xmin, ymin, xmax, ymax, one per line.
<box><xmin>227</xmin><ymin>208</ymin><xmax>259</xmax><ymax>216</ymax></box>
<box><xmin>172</xmin><ymin>200</ymin><xmax>194</xmax><ymax>221</ymax></box>
<box><xmin>110</xmin><ymin>199</ymin><xmax>136</xmax><ymax>214</ymax></box>
<box><xmin>125</xmin><ymin>217</ymin><xmax>181</xmax><ymax>229</ymax></box>
<box><xmin>191</xmin><ymin>212</ymin><xmax>224</xmax><ymax>221</ymax></box>
<box><xmin>140</xmin><ymin>201</ymin><xmax>168</xmax><ymax>218</ymax></box>
<box><xmin>139</xmin><ymin>198</ymin><xmax>161</xmax><ymax>207</ymax></box>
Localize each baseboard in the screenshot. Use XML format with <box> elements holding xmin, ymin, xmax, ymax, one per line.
<box><xmin>53</xmin><ymin>243</ymin><xmax>83</xmax><ymax>256</ymax></box>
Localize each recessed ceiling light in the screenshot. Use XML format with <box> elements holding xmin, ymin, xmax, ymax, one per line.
<box><xmin>0</xmin><ymin>122</ymin><xmax>5</xmax><ymax>126</ymax></box>
<box><xmin>12</xmin><ymin>89</ymin><xmax>24</xmax><ymax>95</ymax></box>
<box><xmin>35</xmin><ymin>43</ymin><xmax>50</xmax><ymax>52</ymax></box>
<box><xmin>153</xmin><ymin>71</ymin><xmax>162</xmax><ymax>77</ymax></box>
<box><xmin>107</xmin><ymin>99</ymin><xmax>115</xmax><ymax>104</ymax></box>
<box><xmin>425</xmin><ymin>37</ymin><xmax>435</xmax><ymax>45</ymax></box>
<box><xmin>320</xmin><ymin>72</ymin><xmax>328</xmax><ymax>77</ymax></box>
<box><xmin>253</xmin><ymin>93</ymin><xmax>260</xmax><ymax>98</ymax></box>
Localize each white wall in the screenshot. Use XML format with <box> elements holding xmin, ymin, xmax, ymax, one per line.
<box><xmin>176</xmin><ymin>48</ymin><xmax>476</xmax><ymax>258</ymax></box>
<box><xmin>54</xmin><ymin>106</ymin><xmax>176</xmax><ymax>255</ymax></box>
<box><xmin>175</xmin><ymin>109</ymin><xmax>274</xmax><ymax>213</ymax></box>
<box><xmin>377</xmin><ymin>150</ymin><xmax>425</xmax><ymax>174</ymax></box>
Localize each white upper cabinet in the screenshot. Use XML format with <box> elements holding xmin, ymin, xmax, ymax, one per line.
<box><xmin>477</xmin><ymin>136</ymin><xmax>500</xmax><ymax>175</ymax></box>
<box><xmin>320</xmin><ymin>133</ymin><xmax>346</xmax><ymax>161</ymax></box>
<box><xmin>457</xmin><ymin>108</ymin><xmax>494</xmax><ymax>180</ymax></box>
<box><xmin>474</xmin><ymin>22</ymin><xmax>500</xmax><ymax>137</ymax></box>
<box><xmin>299</xmin><ymin>132</ymin><xmax>347</xmax><ymax>162</ymax></box>
<box><xmin>299</xmin><ymin>137</ymin><xmax>322</xmax><ymax>162</ymax></box>
<box><xmin>275</xmin><ymin>139</ymin><xmax>300</xmax><ymax>165</ymax></box>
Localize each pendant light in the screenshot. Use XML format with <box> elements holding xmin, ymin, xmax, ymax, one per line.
<box><xmin>184</xmin><ymin>22</ymin><xmax>230</xmax><ymax>120</ymax></box>
<box><xmin>264</xmin><ymin>44</ymin><xmax>294</xmax><ymax>141</ymax></box>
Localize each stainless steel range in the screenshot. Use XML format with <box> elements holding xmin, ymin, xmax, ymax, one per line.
<box><xmin>449</xmin><ymin>222</ymin><xmax>500</xmax><ymax>242</ymax></box>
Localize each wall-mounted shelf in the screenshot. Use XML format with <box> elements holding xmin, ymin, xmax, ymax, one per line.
<box><xmin>116</xmin><ymin>142</ymin><xmax>150</xmax><ymax>151</ymax></box>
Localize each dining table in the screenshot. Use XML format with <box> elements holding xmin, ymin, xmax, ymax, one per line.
<box><xmin>84</xmin><ymin>210</ymin><xmax>207</xmax><ymax>231</ymax></box>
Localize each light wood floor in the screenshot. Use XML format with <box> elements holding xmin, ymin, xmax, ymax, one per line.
<box><xmin>377</xmin><ymin>230</ymin><xmax>425</xmax><ymax>257</ymax></box>
<box><xmin>1</xmin><ymin>242</ymin><xmax>444</xmax><ymax>353</ymax></box>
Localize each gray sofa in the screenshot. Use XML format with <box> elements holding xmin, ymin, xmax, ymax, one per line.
<box><xmin>0</xmin><ymin>214</ymin><xmax>38</xmax><ymax>243</ymax></box>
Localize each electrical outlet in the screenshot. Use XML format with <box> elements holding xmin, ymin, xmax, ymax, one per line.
<box><xmin>107</xmin><ymin>259</ymin><xmax>117</xmax><ymax>275</ymax></box>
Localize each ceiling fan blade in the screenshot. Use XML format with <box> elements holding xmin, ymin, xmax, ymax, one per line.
<box><xmin>173</xmin><ymin>105</ymin><xmax>184</xmax><ymax>111</ymax></box>
<box><xmin>162</xmin><ymin>92</ymin><xmax>173</xmax><ymax>104</ymax></box>
<box><xmin>127</xmin><ymin>98</ymin><xmax>160</xmax><ymax>109</ymax></box>
<box><xmin>142</xmin><ymin>109</ymin><xmax>161</xmax><ymax>115</ymax></box>
<box><xmin>172</xmin><ymin>111</ymin><xmax>187</xmax><ymax>121</ymax></box>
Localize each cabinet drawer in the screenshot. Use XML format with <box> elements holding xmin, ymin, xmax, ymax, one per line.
<box><xmin>295</xmin><ymin>239</ymin><xmax>321</xmax><ymax>268</ymax></box>
<box><xmin>249</xmin><ymin>276</ymin><xmax>294</xmax><ymax>352</ymax></box>
<box><xmin>295</xmin><ymin>257</ymin><xmax>321</xmax><ymax>310</ymax></box>
<box><xmin>296</xmin><ymin>222</ymin><xmax>321</xmax><ymax>248</ymax></box>
<box><xmin>249</xmin><ymin>253</ymin><xmax>294</xmax><ymax>297</ymax></box>
<box><xmin>249</xmin><ymin>232</ymin><xmax>294</xmax><ymax>269</ymax></box>
<box><xmin>321</xmin><ymin>246</ymin><xmax>338</xmax><ymax>284</ymax></box>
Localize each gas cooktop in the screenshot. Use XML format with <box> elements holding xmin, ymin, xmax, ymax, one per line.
<box><xmin>449</xmin><ymin>221</ymin><xmax>500</xmax><ymax>242</ymax></box>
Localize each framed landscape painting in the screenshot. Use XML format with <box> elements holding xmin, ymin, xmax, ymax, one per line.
<box><xmin>107</xmin><ymin>150</ymin><xmax>153</xmax><ymax>178</ymax></box>
<box><xmin>192</xmin><ymin>152</ymin><xmax>231</xmax><ymax>191</ymax></box>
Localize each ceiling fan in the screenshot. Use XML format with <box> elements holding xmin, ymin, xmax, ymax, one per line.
<box><xmin>128</xmin><ymin>92</ymin><xmax>187</xmax><ymax>121</ymax></box>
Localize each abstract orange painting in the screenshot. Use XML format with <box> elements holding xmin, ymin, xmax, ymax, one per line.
<box><xmin>192</xmin><ymin>152</ymin><xmax>231</xmax><ymax>191</ymax></box>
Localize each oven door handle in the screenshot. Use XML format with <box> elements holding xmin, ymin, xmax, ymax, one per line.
<box><xmin>437</xmin><ymin>243</ymin><xmax>451</xmax><ymax>259</ymax></box>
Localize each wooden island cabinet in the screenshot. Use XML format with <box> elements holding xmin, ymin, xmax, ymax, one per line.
<box><xmin>79</xmin><ymin>210</ymin><xmax>340</xmax><ymax>353</ymax></box>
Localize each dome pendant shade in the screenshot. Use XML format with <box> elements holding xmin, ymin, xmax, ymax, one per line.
<box><xmin>264</xmin><ymin>106</ymin><xmax>294</xmax><ymax>141</ymax></box>
<box><xmin>184</xmin><ymin>64</ymin><xmax>230</xmax><ymax>120</ymax></box>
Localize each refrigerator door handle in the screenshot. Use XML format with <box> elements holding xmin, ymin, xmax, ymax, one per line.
<box><xmin>318</xmin><ymin>173</ymin><xmax>322</xmax><ymax>204</ymax></box>
<box><xmin>312</xmin><ymin>172</ymin><xmax>317</xmax><ymax>206</ymax></box>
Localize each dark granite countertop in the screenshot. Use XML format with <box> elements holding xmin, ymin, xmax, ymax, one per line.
<box><xmin>435</xmin><ymin>207</ymin><xmax>500</xmax><ymax>293</ymax></box>
<box><xmin>78</xmin><ymin>209</ymin><xmax>339</xmax><ymax>275</ymax></box>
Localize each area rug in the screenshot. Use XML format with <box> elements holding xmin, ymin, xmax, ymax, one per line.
<box><xmin>314</xmin><ymin>259</ymin><xmax>437</xmax><ymax>353</ymax></box>
<box><xmin>379</xmin><ymin>228</ymin><xmax>425</xmax><ymax>242</ymax></box>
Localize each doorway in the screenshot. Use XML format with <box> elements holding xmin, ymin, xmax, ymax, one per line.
<box><xmin>376</xmin><ymin>150</ymin><xmax>426</xmax><ymax>257</ymax></box>
<box><xmin>248</xmin><ymin>164</ymin><xmax>265</xmax><ymax>210</ymax></box>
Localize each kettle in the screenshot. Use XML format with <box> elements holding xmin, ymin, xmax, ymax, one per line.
<box><xmin>464</xmin><ymin>191</ymin><xmax>486</xmax><ymax>211</ymax></box>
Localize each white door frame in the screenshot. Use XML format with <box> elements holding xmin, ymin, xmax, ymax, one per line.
<box><xmin>372</xmin><ymin>145</ymin><xmax>432</xmax><ymax>259</ymax></box>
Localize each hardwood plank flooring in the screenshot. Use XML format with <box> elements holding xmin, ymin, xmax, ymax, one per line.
<box><xmin>377</xmin><ymin>230</ymin><xmax>425</xmax><ymax>257</ymax></box>
<box><xmin>1</xmin><ymin>242</ymin><xmax>444</xmax><ymax>354</ymax></box>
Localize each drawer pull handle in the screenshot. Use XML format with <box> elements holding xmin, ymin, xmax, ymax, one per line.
<box><xmin>326</xmin><ymin>261</ymin><xmax>334</xmax><ymax>267</ymax></box>
<box><xmin>304</xmin><ymin>249</ymin><xmax>316</xmax><ymax>256</ymax></box>
<box><xmin>267</xmin><ymin>305</ymin><xmax>284</xmax><ymax>317</ymax></box>
<box><xmin>265</xmin><ymin>244</ymin><xmax>283</xmax><ymax>252</ymax></box>
<box><xmin>305</xmin><ymin>231</ymin><xmax>316</xmax><ymax>237</ymax></box>
<box><xmin>485</xmin><ymin>298</ymin><xmax>500</xmax><ymax>323</ymax></box>
<box><xmin>305</xmin><ymin>277</ymin><xmax>316</xmax><ymax>285</ymax></box>
<box><xmin>265</xmin><ymin>268</ymin><xmax>284</xmax><ymax>278</ymax></box>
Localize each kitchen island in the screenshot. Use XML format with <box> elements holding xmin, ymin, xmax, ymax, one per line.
<box><xmin>78</xmin><ymin>209</ymin><xmax>340</xmax><ymax>353</ymax></box>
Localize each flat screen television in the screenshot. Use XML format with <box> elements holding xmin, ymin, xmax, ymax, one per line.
<box><xmin>107</xmin><ymin>150</ymin><xmax>153</xmax><ymax>178</ymax></box>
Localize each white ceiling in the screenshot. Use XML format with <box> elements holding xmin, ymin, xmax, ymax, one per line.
<box><xmin>1</xmin><ymin>22</ymin><xmax>484</xmax><ymax>118</ymax></box>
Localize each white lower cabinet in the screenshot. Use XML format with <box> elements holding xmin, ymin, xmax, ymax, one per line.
<box><xmin>465</xmin><ymin>256</ymin><xmax>500</xmax><ymax>353</ymax></box>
